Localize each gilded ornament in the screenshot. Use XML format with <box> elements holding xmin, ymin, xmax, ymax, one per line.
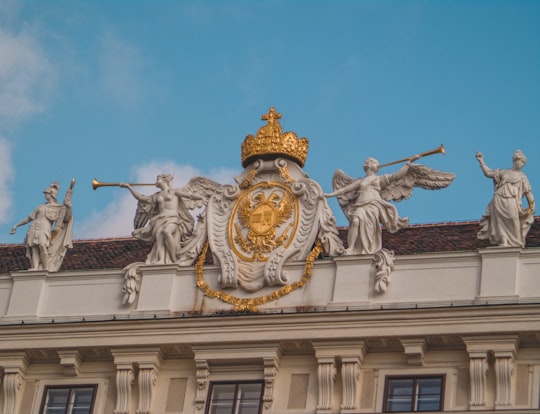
<box><xmin>229</xmin><ymin>182</ymin><xmax>299</xmax><ymax>262</ymax></box>
<box><xmin>241</xmin><ymin>107</ymin><xmax>309</xmax><ymax>168</ymax></box>
<box><xmin>196</xmin><ymin>241</ymin><xmax>323</xmax><ymax>312</ymax></box>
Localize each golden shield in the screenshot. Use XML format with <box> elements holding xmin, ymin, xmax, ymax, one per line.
<box><xmin>228</xmin><ymin>182</ymin><xmax>299</xmax><ymax>262</ymax></box>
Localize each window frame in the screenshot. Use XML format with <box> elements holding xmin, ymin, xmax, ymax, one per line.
<box><xmin>383</xmin><ymin>375</ymin><xmax>445</xmax><ymax>412</ymax></box>
<box><xmin>38</xmin><ymin>384</ymin><xmax>97</xmax><ymax>414</ymax></box>
<box><xmin>205</xmin><ymin>380</ymin><xmax>264</xmax><ymax>414</ymax></box>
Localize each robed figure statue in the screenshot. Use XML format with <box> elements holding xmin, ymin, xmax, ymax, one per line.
<box><xmin>476</xmin><ymin>150</ymin><xmax>535</xmax><ymax>247</ymax></box>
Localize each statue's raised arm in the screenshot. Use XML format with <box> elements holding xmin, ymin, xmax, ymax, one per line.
<box><xmin>476</xmin><ymin>150</ymin><xmax>535</xmax><ymax>247</ymax></box>
<box><xmin>326</xmin><ymin>146</ymin><xmax>455</xmax><ymax>255</ymax></box>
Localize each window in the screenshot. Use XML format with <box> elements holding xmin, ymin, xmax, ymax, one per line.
<box><xmin>206</xmin><ymin>381</ymin><xmax>264</xmax><ymax>414</ymax></box>
<box><xmin>384</xmin><ymin>376</ymin><xmax>444</xmax><ymax>412</ymax></box>
<box><xmin>40</xmin><ymin>386</ymin><xmax>96</xmax><ymax>414</ymax></box>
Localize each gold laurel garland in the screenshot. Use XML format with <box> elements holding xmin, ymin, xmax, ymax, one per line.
<box><xmin>195</xmin><ymin>240</ymin><xmax>324</xmax><ymax>312</ymax></box>
<box><xmin>278</xmin><ymin>165</ymin><xmax>293</xmax><ymax>184</ymax></box>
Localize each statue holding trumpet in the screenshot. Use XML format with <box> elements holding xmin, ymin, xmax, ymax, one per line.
<box><xmin>325</xmin><ymin>145</ymin><xmax>455</xmax><ymax>255</ymax></box>
<box><xmin>93</xmin><ymin>174</ymin><xmax>220</xmax><ymax>265</ymax></box>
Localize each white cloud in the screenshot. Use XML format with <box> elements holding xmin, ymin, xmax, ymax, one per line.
<box><xmin>0</xmin><ymin>28</ymin><xmax>55</xmax><ymax>126</ymax></box>
<box><xmin>76</xmin><ymin>161</ymin><xmax>239</xmax><ymax>240</ymax></box>
<box><xmin>0</xmin><ymin>138</ymin><xmax>14</xmax><ymax>225</ymax></box>
<box><xmin>0</xmin><ymin>23</ymin><xmax>55</xmax><ymax>228</ymax></box>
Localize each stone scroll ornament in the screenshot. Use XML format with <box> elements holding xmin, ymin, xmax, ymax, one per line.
<box><xmin>476</xmin><ymin>150</ymin><xmax>535</xmax><ymax>247</ymax></box>
<box><xmin>10</xmin><ymin>179</ymin><xmax>75</xmax><ymax>272</ymax></box>
<box><xmin>325</xmin><ymin>146</ymin><xmax>455</xmax><ymax>294</ymax></box>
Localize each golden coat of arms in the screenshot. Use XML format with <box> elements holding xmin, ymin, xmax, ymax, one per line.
<box><xmin>203</xmin><ymin>108</ymin><xmax>343</xmax><ymax>298</ymax></box>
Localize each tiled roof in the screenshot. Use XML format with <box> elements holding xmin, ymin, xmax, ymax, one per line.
<box><xmin>1</xmin><ymin>217</ymin><xmax>539</xmax><ymax>273</ymax></box>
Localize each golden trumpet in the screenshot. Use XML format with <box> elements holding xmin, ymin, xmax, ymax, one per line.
<box><xmin>92</xmin><ymin>178</ymin><xmax>155</xmax><ymax>190</ymax></box>
<box><xmin>378</xmin><ymin>144</ymin><xmax>445</xmax><ymax>169</ymax></box>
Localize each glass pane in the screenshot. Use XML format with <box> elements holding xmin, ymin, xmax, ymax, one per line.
<box><xmin>209</xmin><ymin>384</ymin><xmax>235</xmax><ymax>414</ymax></box>
<box><xmin>72</xmin><ymin>388</ymin><xmax>94</xmax><ymax>404</ymax></box>
<box><xmin>416</xmin><ymin>378</ymin><xmax>442</xmax><ymax>411</ymax></box>
<box><xmin>209</xmin><ymin>403</ymin><xmax>234</xmax><ymax>414</ymax></box>
<box><xmin>44</xmin><ymin>409</ymin><xmax>67</xmax><ymax>414</ymax></box>
<box><xmin>386</xmin><ymin>379</ymin><xmax>413</xmax><ymax>412</ymax></box>
<box><xmin>211</xmin><ymin>384</ymin><xmax>236</xmax><ymax>401</ymax></box>
<box><xmin>72</xmin><ymin>409</ymin><xmax>92</xmax><ymax>414</ymax></box>
<box><xmin>238</xmin><ymin>383</ymin><xmax>263</xmax><ymax>400</ymax></box>
<box><xmin>237</xmin><ymin>400</ymin><xmax>261</xmax><ymax>414</ymax></box>
<box><xmin>46</xmin><ymin>389</ymin><xmax>69</xmax><ymax>406</ymax></box>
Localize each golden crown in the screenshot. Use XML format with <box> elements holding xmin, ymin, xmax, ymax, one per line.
<box><xmin>241</xmin><ymin>107</ymin><xmax>309</xmax><ymax>168</ymax></box>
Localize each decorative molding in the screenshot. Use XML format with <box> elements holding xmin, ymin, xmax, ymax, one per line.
<box><xmin>373</xmin><ymin>248</ymin><xmax>395</xmax><ymax>294</ymax></box>
<box><xmin>468</xmin><ymin>354</ymin><xmax>488</xmax><ymax>407</ymax></box>
<box><xmin>493</xmin><ymin>337</ymin><xmax>518</xmax><ymax>407</ymax></box>
<box><xmin>0</xmin><ymin>353</ymin><xmax>28</xmax><ymax>414</ymax></box>
<box><xmin>494</xmin><ymin>355</ymin><xmax>514</xmax><ymax>406</ymax></box>
<box><xmin>464</xmin><ymin>335</ymin><xmax>520</xmax><ymax>409</ymax></box>
<box><xmin>195</xmin><ymin>359</ymin><xmax>209</xmax><ymax>411</ymax></box>
<box><xmin>400</xmin><ymin>338</ymin><xmax>426</xmax><ymax>366</ymax></box>
<box><xmin>263</xmin><ymin>355</ymin><xmax>280</xmax><ymax>409</ymax></box>
<box><xmin>315</xmin><ymin>357</ymin><xmax>336</xmax><ymax>412</ymax></box>
<box><xmin>57</xmin><ymin>350</ymin><xmax>82</xmax><ymax>377</ymax></box>
<box><xmin>2</xmin><ymin>370</ymin><xmax>22</xmax><ymax>414</ymax></box>
<box><xmin>136</xmin><ymin>365</ymin><xmax>158</xmax><ymax>414</ymax></box>
<box><xmin>340</xmin><ymin>357</ymin><xmax>360</xmax><ymax>411</ymax></box>
<box><xmin>113</xmin><ymin>364</ymin><xmax>134</xmax><ymax>414</ymax></box>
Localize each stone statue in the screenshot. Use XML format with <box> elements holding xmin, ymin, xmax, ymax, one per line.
<box><xmin>326</xmin><ymin>154</ymin><xmax>455</xmax><ymax>255</ymax></box>
<box><xmin>10</xmin><ymin>179</ymin><xmax>75</xmax><ymax>271</ymax></box>
<box><xmin>476</xmin><ymin>150</ymin><xmax>535</xmax><ymax>247</ymax></box>
<box><xmin>121</xmin><ymin>174</ymin><xmax>219</xmax><ymax>265</ymax></box>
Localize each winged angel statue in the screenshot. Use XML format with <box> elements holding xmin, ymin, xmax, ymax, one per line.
<box><xmin>121</xmin><ymin>174</ymin><xmax>220</xmax><ymax>265</ymax></box>
<box><xmin>326</xmin><ymin>153</ymin><xmax>455</xmax><ymax>255</ymax></box>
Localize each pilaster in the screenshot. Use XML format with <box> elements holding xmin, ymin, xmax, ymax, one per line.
<box><xmin>112</xmin><ymin>363</ymin><xmax>134</xmax><ymax>414</ymax></box>
<box><xmin>194</xmin><ymin>359</ymin><xmax>209</xmax><ymax>411</ymax></box>
<box><xmin>262</xmin><ymin>354</ymin><xmax>280</xmax><ymax>411</ymax></box>
<box><xmin>136</xmin><ymin>364</ymin><xmax>159</xmax><ymax>414</ymax></box>
<box><xmin>492</xmin><ymin>336</ymin><xmax>519</xmax><ymax>409</ymax></box>
<box><xmin>111</xmin><ymin>348</ymin><xmax>161</xmax><ymax>414</ymax></box>
<box><xmin>464</xmin><ymin>336</ymin><xmax>520</xmax><ymax>410</ymax></box>
<box><xmin>313</xmin><ymin>341</ymin><xmax>366</xmax><ymax>414</ymax></box>
<box><xmin>0</xmin><ymin>352</ymin><xmax>29</xmax><ymax>414</ymax></box>
<box><xmin>463</xmin><ymin>338</ymin><xmax>489</xmax><ymax>409</ymax></box>
<box><xmin>315</xmin><ymin>356</ymin><xmax>336</xmax><ymax>413</ymax></box>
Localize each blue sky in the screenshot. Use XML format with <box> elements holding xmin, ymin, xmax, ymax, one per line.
<box><xmin>1</xmin><ymin>0</ymin><xmax>539</xmax><ymax>244</ymax></box>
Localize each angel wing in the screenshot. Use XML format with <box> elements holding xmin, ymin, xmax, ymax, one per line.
<box><xmin>331</xmin><ymin>169</ymin><xmax>360</xmax><ymax>221</ymax></box>
<box><xmin>380</xmin><ymin>164</ymin><xmax>455</xmax><ymax>202</ymax></box>
<box><xmin>133</xmin><ymin>198</ymin><xmax>158</xmax><ymax>230</ymax></box>
<box><xmin>180</xmin><ymin>176</ymin><xmax>221</xmax><ymax>210</ymax></box>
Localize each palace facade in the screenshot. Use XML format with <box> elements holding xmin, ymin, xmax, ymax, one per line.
<box><xmin>0</xmin><ymin>219</ymin><xmax>539</xmax><ymax>414</ymax></box>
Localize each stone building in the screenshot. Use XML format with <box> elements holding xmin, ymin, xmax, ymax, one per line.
<box><xmin>0</xmin><ymin>219</ymin><xmax>538</xmax><ymax>414</ymax></box>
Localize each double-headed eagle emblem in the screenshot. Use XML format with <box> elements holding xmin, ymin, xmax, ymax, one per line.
<box><xmin>231</xmin><ymin>183</ymin><xmax>297</xmax><ymax>261</ymax></box>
